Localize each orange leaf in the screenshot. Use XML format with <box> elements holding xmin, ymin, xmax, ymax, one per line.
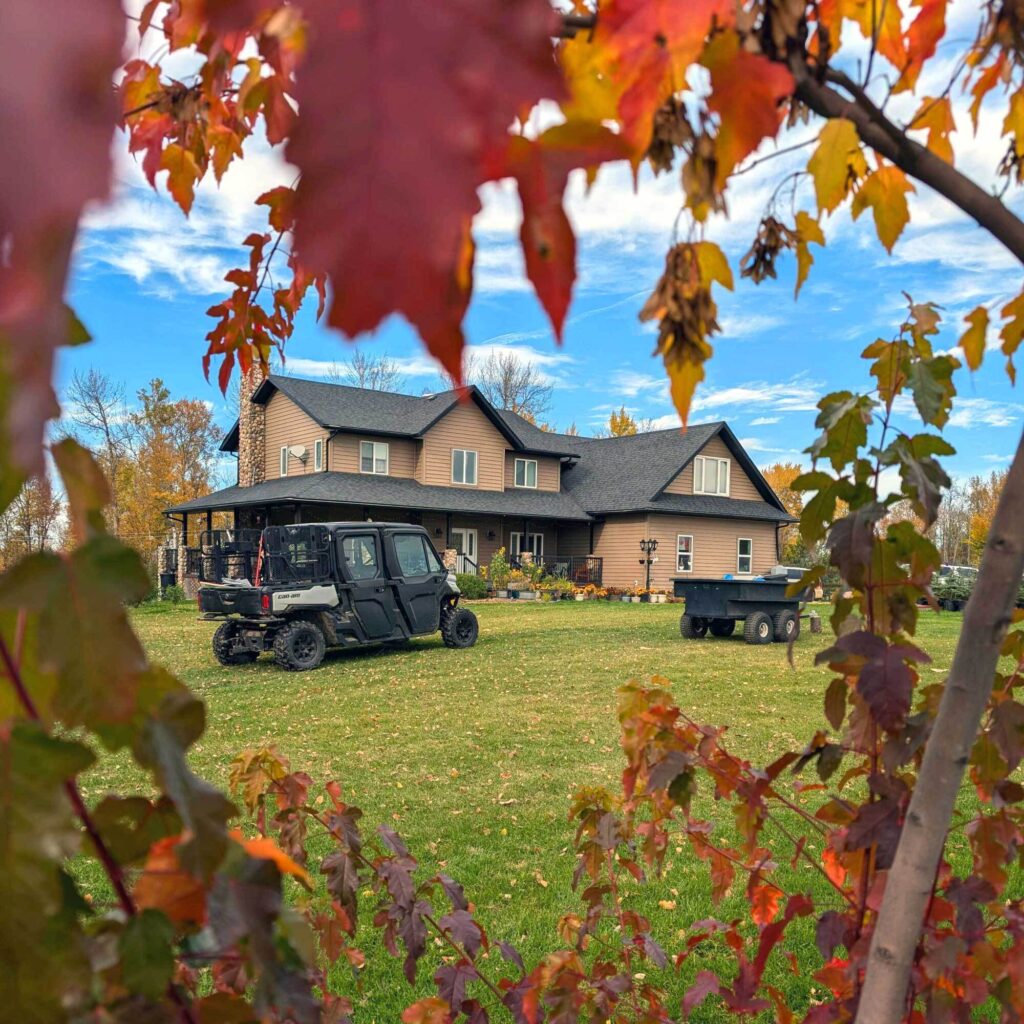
<box><xmin>898</xmin><ymin>0</ymin><xmax>948</xmax><ymax>92</ymax></box>
<box><xmin>230</xmin><ymin>828</ymin><xmax>312</xmax><ymax>886</ymax></box>
<box><xmin>850</xmin><ymin>165</ymin><xmax>915</xmax><ymax>252</ymax></box>
<box><xmin>959</xmin><ymin>306</ymin><xmax>988</xmax><ymax>371</ymax></box>
<box><xmin>909</xmin><ymin>96</ymin><xmax>955</xmax><ymax>163</ymax></box>
<box><xmin>749</xmin><ymin>880</ymin><xmax>782</xmax><ymax>926</ymax></box>
<box><xmin>160</xmin><ymin>143</ymin><xmax>199</xmax><ymax>215</ymax></box>
<box><xmin>597</xmin><ymin>0</ymin><xmax>734</xmax><ymax>154</ymax></box>
<box><xmin>134</xmin><ymin>835</ymin><xmax>208</xmax><ymax>925</ymax></box>
<box><xmin>402</xmin><ymin>997</ymin><xmax>452</xmax><ymax>1024</ymax></box>
<box><xmin>701</xmin><ymin>32</ymin><xmax>793</xmax><ymax>187</ymax></box>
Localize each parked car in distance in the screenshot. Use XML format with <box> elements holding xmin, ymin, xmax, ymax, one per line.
<box><xmin>938</xmin><ymin>564</ymin><xmax>978</xmax><ymax>579</ymax></box>
<box><xmin>198</xmin><ymin>522</ymin><xmax>479</xmax><ymax>671</ymax></box>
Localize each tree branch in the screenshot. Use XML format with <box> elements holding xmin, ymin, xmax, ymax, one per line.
<box><xmin>787</xmin><ymin>53</ymin><xmax>1024</xmax><ymax>266</ymax></box>
<box><xmin>854</xmin><ymin>428</ymin><xmax>1024</xmax><ymax>1022</ymax></box>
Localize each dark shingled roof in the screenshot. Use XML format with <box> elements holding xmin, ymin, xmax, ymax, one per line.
<box><xmin>167</xmin><ymin>471</ymin><xmax>591</xmax><ymax>521</ymax></box>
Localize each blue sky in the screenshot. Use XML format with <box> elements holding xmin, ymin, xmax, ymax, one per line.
<box><xmin>63</xmin><ymin>0</ymin><xmax>1022</xmax><ymax>488</ymax></box>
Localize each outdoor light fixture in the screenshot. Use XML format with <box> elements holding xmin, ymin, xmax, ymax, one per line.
<box><xmin>487</xmin><ymin>530</ymin><xmax>496</xmax><ymax>540</ymax></box>
<box><xmin>434</xmin><ymin>528</ymin><xmax>443</xmax><ymax>537</ymax></box>
<box><xmin>639</xmin><ymin>538</ymin><xmax>659</xmax><ymax>597</ymax></box>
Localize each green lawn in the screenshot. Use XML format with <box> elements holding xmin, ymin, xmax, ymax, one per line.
<box><xmin>84</xmin><ymin>601</ymin><xmax>969</xmax><ymax>1019</ymax></box>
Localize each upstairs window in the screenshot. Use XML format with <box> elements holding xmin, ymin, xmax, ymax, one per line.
<box><xmin>314</xmin><ymin>438</ymin><xmax>324</xmax><ymax>472</ymax></box>
<box><xmin>676</xmin><ymin>535</ymin><xmax>693</xmax><ymax>573</ymax></box>
<box><xmin>451</xmin><ymin>449</ymin><xmax>478</xmax><ymax>485</ymax></box>
<box><xmin>737</xmin><ymin>538</ymin><xmax>752</xmax><ymax>574</ymax></box>
<box><xmin>360</xmin><ymin>440</ymin><xmax>389</xmax><ymax>475</ymax></box>
<box><xmin>514</xmin><ymin>458</ymin><xmax>538</xmax><ymax>488</ymax></box>
<box><xmin>694</xmin><ymin>455</ymin><xmax>730</xmax><ymax>496</ymax></box>
<box><xmin>279</xmin><ymin>446</ymin><xmax>289</xmax><ymax>477</ymax></box>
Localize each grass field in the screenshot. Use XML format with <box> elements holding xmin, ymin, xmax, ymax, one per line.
<box><xmin>84</xmin><ymin>601</ymin><xmax>969</xmax><ymax>1019</ymax></box>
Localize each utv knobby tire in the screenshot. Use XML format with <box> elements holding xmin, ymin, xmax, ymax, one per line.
<box><xmin>709</xmin><ymin>618</ymin><xmax>736</xmax><ymax>637</ymax></box>
<box><xmin>212</xmin><ymin>621</ymin><xmax>258</xmax><ymax>666</ymax></box>
<box><xmin>772</xmin><ymin>609</ymin><xmax>799</xmax><ymax>642</ymax></box>
<box><xmin>273</xmin><ymin>620</ymin><xmax>326</xmax><ymax>671</ymax></box>
<box><xmin>743</xmin><ymin>612</ymin><xmax>773</xmax><ymax>645</ymax></box>
<box><xmin>679</xmin><ymin>614</ymin><xmax>708</xmax><ymax>639</ymax></box>
<box><xmin>441</xmin><ymin>607</ymin><xmax>479</xmax><ymax>649</ymax></box>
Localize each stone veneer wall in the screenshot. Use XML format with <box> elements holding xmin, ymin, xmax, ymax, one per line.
<box><xmin>238</xmin><ymin>365</ymin><xmax>266</xmax><ymax>487</ymax></box>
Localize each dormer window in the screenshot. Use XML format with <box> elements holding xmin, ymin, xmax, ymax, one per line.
<box><xmin>360</xmin><ymin>440</ymin><xmax>389</xmax><ymax>475</ymax></box>
<box><xmin>514</xmin><ymin>458</ymin><xmax>538</xmax><ymax>488</ymax></box>
<box><xmin>694</xmin><ymin>455</ymin><xmax>730</xmax><ymax>496</ymax></box>
<box><xmin>451</xmin><ymin>449</ymin><xmax>478</xmax><ymax>485</ymax></box>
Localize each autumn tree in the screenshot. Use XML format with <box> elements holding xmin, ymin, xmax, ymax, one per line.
<box><xmin>967</xmin><ymin>470</ymin><xmax>1007</xmax><ymax>562</ymax></box>
<box><xmin>0</xmin><ymin>472</ymin><xmax>64</xmax><ymax>570</ymax></box>
<box><xmin>4</xmin><ymin>1</ymin><xmax>1024</xmax><ymax>1022</ymax></box>
<box><xmin>933</xmin><ymin>479</ymin><xmax>971</xmax><ymax>565</ymax></box>
<box><xmin>469</xmin><ymin>351</ymin><xmax>554</xmax><ymax>421</ymax></box>
<box><xmin>607</xmin><ymin>405</ymin><xmax>638</xmax><ymax>436</ymax></box>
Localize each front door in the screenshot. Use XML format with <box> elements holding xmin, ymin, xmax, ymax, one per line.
<box><xmin>337</xmin><ymin>531</ymin><xmax>400</xmax><ymax>640</ymax></box>
<box><xmin>450</xmin><ymin>528</ymin><xmax>478</xmax><ymax>573</ymax></box>
<box><xmin>511</xmin><ymin>532</ymin><xmax>544</xmax><ymax>563</ymax></box>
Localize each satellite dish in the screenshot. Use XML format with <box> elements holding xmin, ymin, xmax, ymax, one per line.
<box><xmin>289</xmin><ymin>445</ymin><xmax>308</xmax><ymax>462</ymax></box>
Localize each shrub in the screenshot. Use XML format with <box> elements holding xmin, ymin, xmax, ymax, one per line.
<box><xmin>488</xmin><ymin>547</ymin><xmax>510</xmax><ymax>589</ymax></box>
<box><xmin>934</xmin><ymin>572</ymin><xmax>974</xmax><ymax>604</ymax></box>
<box><xmin>162</xmin><ymin>583</ymin><xmax>187</xmax><ymax>604</ymax></box>
<box><xmin>455</xmin><ymin>573</ymin><xmax>488</xmax><ymax>599</ymax></box>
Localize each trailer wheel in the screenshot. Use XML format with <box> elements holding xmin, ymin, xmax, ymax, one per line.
<box><xmin>273</xmin><ymin>620</ymin><xmax>326</xmax><ymax>671</ymax></box>
<box><xmin>212</xmin><ymin>621</ymin><xmax>258</xmax><ymax>666</ymax></box>
<box><xmin>773</xmin><ymin>610</ymin><xmax>799</xmax><ymax>642</ymax></box>
<box><xmin>680</xmin><ymin>614</ymin><xmax>708</xmax><ymax>638</ymax></box>
<box><xmin>709</xmin><ymin>618</ymin><xmax>735</xmax><ymax>637</ymax></box>
<box><xmin>442</xmin><ymin>606</ymin><xmax>479</xmax><ymax>649</ymax></box>
<box><xmin>743</xmin><ymin>612</ymin><xmax>773</xmax><ymax>645</ymax></box>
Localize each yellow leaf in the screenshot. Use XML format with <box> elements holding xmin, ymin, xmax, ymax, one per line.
<box><xmin>850</xmin><ymin>166</ymin><xmax>915</xmax><ymax>253</ymax></box>
<box><xmin>658</xmin><ymin>899</ymin><xmax>677</xmax><ymax>910</ymax></box>
<box><xmin>696</xmin><ymin>241</ymin><xmax>734</xmax><ymax>290</ymax></box>
<box><xmin>909</xmin><ymin>96</ymin><xmax>956</xmax><ymax>163</ymax></box>
<box><xmin>999</xmin><ymin>290</ymin><xmax>1024</xmax><ymax>384</ymax></box>
<box><xmin>807</xmin><ymin>119</ymin><xmax>866</xmax><ymax>215</ymax></box>
<box><xmin>559</xmin><ymin>31</ymin><xmax>622</xmax><ymax>125</ymax></box>
<box><xmin>1003</xmin><ymin>88</ymin><xmax>1024</xmax><ymax>158</ymax></box>
<box><xmin>794</xmin><ymin>211</ymin><xmax>825</xmax><ymax>298</ymax></box>
<box><xmin>959</xmin><ymin>306</ymin><xmax>988</xmax><ymax>371</ymax></box>
<box><xmin>159</xmin><ymin>143</ymin><xmax>199</xmax><ymax>215</ymax></box>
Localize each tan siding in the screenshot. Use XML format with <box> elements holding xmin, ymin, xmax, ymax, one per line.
<box><xmin>263</xmin><ymin>391</ymin><xmax>326</xmax><ymax>480</ymax></box>
<box><xmin>592</xmin><ymin>515</ymin><xmax>649</xmax><ymax>589</ymax></box>
<box><xmin>556</xmin><ymin>524</ymin><xmax>591</xmax><ymax>557</ymax></box>
<box><xmin>504</xmin><ymin>453</ymin><xmax>560</xmax><ymax>491</ymax></box>
<box><xmin>330</xmin><ymin>434</ymin><xmax>419</xmax><ymax>478</ymax></box>
<box><xmin>644</xmin><ymin>514</ymin><xmax>779</xmax><ymax>590</ymax></box>
<box><xmin>663</xmin><ymin>435</ymin><xmax>761</xmax><ymax>500</ymax></box>
<box><xmin>421</xmin><ymin>401</ymin><xmax>507</xmax><ymax>491</ymax></box>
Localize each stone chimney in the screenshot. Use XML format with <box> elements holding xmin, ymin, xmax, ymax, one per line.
<box><xmin>237</xmin><ymin>364</ymin><xmax>266</xmax><ymax>487</ymax></box>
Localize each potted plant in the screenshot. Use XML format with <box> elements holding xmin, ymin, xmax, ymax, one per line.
<box><xmin>489</xmin><ymin>547</ymin><xmax>511</xmax><ymax>599</ymax></box>
<box><xmin>934</xmin><ymin>572</ymin><xmax>973</xmax><ymax>612</ymax></box>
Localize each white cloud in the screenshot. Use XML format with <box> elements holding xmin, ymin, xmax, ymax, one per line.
<box><xmin>610</xmin><ymin>368</ymin><xmax>666</xmax><ymax>398</ymax></box>
<box><xmin>738</xmin><ymin>437</ymin><xmax>803</xmax><ymax>456</ymax></box>
<box><xmin>946</xmin><ymin>397</ymin><xmax>1024</xmax><ymax>429</ymax></box>
<box><xmin>750</xmin><ymin>416</ymin><xmax>781</xmax><ymax>426</ymax></box>
<box><xmin>691</xmin><ymin>377</ymin><xmax>823</xmax><ymax>414</ymax></box>
<box><xmin>981</xmin><ymin>453</ymin><xmax>1012</xmax><ymax>463</ymax></box>
<box><xmin>717</xmin><ymin>311</ymin><xmax>786</xmax><ymax>339</ymax></box>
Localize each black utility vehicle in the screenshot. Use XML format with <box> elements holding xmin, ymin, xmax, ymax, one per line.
<box><xmin>197</xmin><ymin>523</ymin><xmax>479</xmax><ymax>670</ymax></box>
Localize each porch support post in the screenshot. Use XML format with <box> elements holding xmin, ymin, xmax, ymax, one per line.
<box><xmin>264</xmin><ymin>505</ymin><xmax>271</xmax><ymax>527</ymax></box>
<box><xmin>589</xmin><ymin>521</ymin><xmax>595</xmax><ymax>555</ymax></box>
<box><xmin>205</xmin><ymin>509</ymin><xmax>212</xmax><ymax>536</ymax></box>
<box><xmin>446</xmin><ymin>512</ymin><xmax>452</xmax><ymax>548</ymax></box>
<box><xmin>294</xmin><ymin>504</ymin><xmax>302</xmax><ymax>524</ymax></box>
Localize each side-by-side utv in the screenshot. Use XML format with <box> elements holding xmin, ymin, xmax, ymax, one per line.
<box><xmin>197</xmin><ymin>523</ymin><xmax>479</xmax><ymax>671</ymax></box>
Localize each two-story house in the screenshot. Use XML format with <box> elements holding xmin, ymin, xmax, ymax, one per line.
<box><xmin>167</xmin><ymin>373</ymin><xmax>796</xmax><ymax>590</ymax></box>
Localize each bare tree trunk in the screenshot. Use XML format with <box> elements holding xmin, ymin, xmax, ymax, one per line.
<box><xmin>856</xmin><ymin>429</ymin><xmax>1024</xmax><ymax>1022</ymax></box>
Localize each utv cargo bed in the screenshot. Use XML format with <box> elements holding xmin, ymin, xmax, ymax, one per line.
<box><xmin>198</xmin><ymin>582</ymin><xmax>263</xmax><ymax>617</ymax></box>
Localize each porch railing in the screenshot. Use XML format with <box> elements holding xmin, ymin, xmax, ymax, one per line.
<box><xmin>455</xmin><ymin>553</ymin><xmax>478</xmax><ymax>575</ymax></box>
<box><xmin>510</xmin><ymin>554</ymin><xmax>603</xmax><ymax>586</ymax></box>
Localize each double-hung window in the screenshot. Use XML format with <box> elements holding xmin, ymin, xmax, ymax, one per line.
<box><xmin>737</xmin><ymin>538</ymin><xmax>752</xmax><ymax>574</ymax></box>
<box><xmin>451</xmin><ymin>449</ymin><xmax>478</xmax><ymax>485</ymax></box>
<box><xmin>693</xmin><ymin>455</ymin><xmax>730</xmax><ymax>496</ymax></box>
<box><xmin>514</xmin><ymin>458</ymin><xmax>538</xmax><ymax>488</ymax></box>
<box><xmin>360</xmin><ymin>440</ymin><xmax>389</xmax><ymax>475</ymax></box>
<box><xmin>279</xmin><ymin>446</ymin><xmax>289</xmax><ymax>477</ymax></box>
<box><xmin>314</xmin><ymin>438</ymin><xmax>324</xmax><ymax>472</ymax></box>
<box><xmin>676</xmin><ymin>535</ymin><xmax>693</xmax><ymax>573</ymax></box>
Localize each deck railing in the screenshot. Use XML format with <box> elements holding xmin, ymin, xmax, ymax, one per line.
<box><xmin>509</xmin><ymin>554</ymin><xmax>603</xmax><ymax>585</ymax></box>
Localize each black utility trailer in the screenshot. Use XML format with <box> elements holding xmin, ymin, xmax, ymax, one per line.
<box><xmin>672</xmin><ymin>576</ymin><xmax>803</xmax><ymax>645</ymax></box>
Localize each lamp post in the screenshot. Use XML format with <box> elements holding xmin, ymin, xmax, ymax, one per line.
<box><xmin>639</xmin><ymin>538</ymin><xmax>658</xmax><ymax>598</ymax></box>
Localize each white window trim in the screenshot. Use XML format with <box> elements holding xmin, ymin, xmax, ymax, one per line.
<box><xmin>514</xmin><ymin>457</ymin><xmax>538</xmax><ymax>489</ymax></box>
<box><xmin>510</xmin><ymin>532</ymin><xmax>544</xmax><ymax>559</ymax></box>
<box><xmin>694</xmin><ymin>455</ymin><xmax>730</xmax><ymax>497</ymax></box>
<box><xmin>279</xmin><ymin>446</ymin><xmax>289</xmax><ymax>477</ymax></box>
<box><xmin>314</xmin><ymin>438</ymin><xmax>323</xmax><ymax>472</ymax></box>
<box><xmin>360</xmin><ymin>440</ymin><xmax>389</xmax><ymax>475</ymax></box>
<box><xmin>451</xmin><ymin>449</ymin><xmax>478</xmax><ymax>486</ymax></box>
<box><xmin>676</xmin><ymin>534</ymin><xmax>693</xmax><ymax>573</ymax></box>
<box><xmin>737</xmin><ymin>537</ymin><xmax>753</xmax><ymax>575</ymax></box>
